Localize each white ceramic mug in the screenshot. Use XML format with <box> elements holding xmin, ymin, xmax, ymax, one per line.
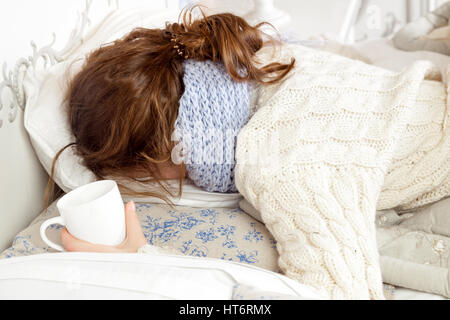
<box><xmin>40</xmin><ymin>180</ymin><xmax>126</xmax><ymax>251</ymax></box>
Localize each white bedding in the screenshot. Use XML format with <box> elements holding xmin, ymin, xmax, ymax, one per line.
<box><xmin>352</xmin><ymin>38</ymin><xmax>450</xmax><ymax>82</ymax></box>
<box><xmin>0</xmin><ymin>252</ymin><xmax>323</xmax><ymax>300</ymax></box>
<box><xmin>120</xmin><ymin>179</ymin><xmax>243</xmax><ymax>208</ymax></box>
<box><xmin>314</xmin><ymin>37</ymin><xmax>450</xmax><ymax>81</ymax></box>
<box><xmin>0</xmin><ymin>252</ymin><xmax>443</xmax><ymax>300</ymax></box>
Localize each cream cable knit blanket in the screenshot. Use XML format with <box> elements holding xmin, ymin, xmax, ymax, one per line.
<box><xmin>235</xmin><ymin>44</ymin><xmax>447</xmax><ymax>299</ymax></box>
<box><xmin>379</xmin><ymin>78</ymin><xmax>450</xmax><ymax>211</ymax></box>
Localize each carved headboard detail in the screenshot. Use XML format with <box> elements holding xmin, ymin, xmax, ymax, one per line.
<box><xmin>0</xmin><ymin>0</ymin><xmax>119</xmax><ymax>129</ymax></box>
<box><xmin>0</xmin><ymin>0</ymin><xmax>145</xmax><ymax>251</ymax></box>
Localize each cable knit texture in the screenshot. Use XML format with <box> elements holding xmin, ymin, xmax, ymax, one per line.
<box><xmin>234</xmin><ymin>44</ymin><xmax>448</xmax><ymax>299</ymax></box>
<box><xmin>378</xmin><ymin>79</ymin><xmax>450</xmax><ymax>211</ymax></box>
<box><xmin>174</xmin><ymin>59</ymin><xmax>252</xmax><ymax>193</ymax></box>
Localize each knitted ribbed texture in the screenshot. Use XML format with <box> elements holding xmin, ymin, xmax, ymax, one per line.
<box><xmin>378</xmin><ymin>79</ymin><xmax>450</xmax><ymax>211</ymax></box>
<box><xmin>174</xmin><ymin>59</ymin><xmax>252</xmax><ymax>193</ymax></box>
<box><xmin>235</xmin><ymin>44</ymin><xmax>440</xmax><ymax>299</ymax></box>
<box><xmin>312</xmin><ymin>41</ymin><xmax>450</xmax><ymax>212</ymax></box>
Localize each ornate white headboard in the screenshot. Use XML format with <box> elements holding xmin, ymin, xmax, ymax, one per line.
<box><xmin>0</xmin><ymin>1</ymin><xmax>100</xmax><ymax>252</ymax></box>
<box><xmin>0</xmin><ymin>0</ymin><xmax>181</xmax><ymax>251</ymax></box>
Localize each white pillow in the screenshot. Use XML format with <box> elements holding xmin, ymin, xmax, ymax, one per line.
<box><xmin>24</xmin><ymin>7</ymin><xmax>179</xmax><ymax>193</ymax></box>
<box><xmin>392</xmin><ymin>1</ymin><xmax>450</xmax><ymax>56</ymax></box>
<box><xmin>353</xmin><ymin>38</ymin><xmax>450</xmax><ymax>82</ymax></box>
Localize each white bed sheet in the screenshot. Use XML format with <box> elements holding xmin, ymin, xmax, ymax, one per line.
<box><xmin>391</xmin><ymin>287</ymin><xmax>446</xmax><ymax>300</ymax></box>
<box><xmin>352</xmin><ymin>38</ymin><xmax>450</xmax><ymax>82</ymax></box>
<box><xmin>0</xmin><ymin>251</ymin><xmax>444</xmax><ymax>300</ymax></box>
<box><xmin>0</xmin><ymin>252</ymin><xmax>323</xmax><ymax>300</ymax></box>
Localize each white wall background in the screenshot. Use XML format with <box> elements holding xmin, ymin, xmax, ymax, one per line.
<box><xmin>198</xmin><ymin>0</ymin><xmax>361</xmax><ymax>41</ymax></box>
<box><xmin>190</xmin><ymin>0</ymin><xmax>441</xmax><ymax>42</ymax></box>
<box><xmin>0</xmin><ymin>0</ymin><xmax>444</xmax><ymax>73</ymax></box>
<box><xmin>354</xmin><ymin>0</ymin><xmax>447</xmax><ymax>41</ymax></box>
<box><xmin>0</xmin><ymin>0</ymin><xmax>179</xmax><ymax>71</ymax></box>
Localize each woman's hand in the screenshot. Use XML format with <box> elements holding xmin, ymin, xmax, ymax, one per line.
<box><xmin>61</xmin><ymin>201</ymin><xmax>147</xmax><ymax>253</ymax></box>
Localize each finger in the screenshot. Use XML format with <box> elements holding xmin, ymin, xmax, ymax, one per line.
<box><xmin>60</xmin><ymin>227</ymin><xmax>122</xmax><ymax>253</ymax></box>
<box><xmin>123</xmin><ymin>201</ymin><xmax>147</xmax><ymax>248</ymax></box>
<box><xmin>124</xmin><ymin>201</ymin><xmax>144</xmax><ymax>238</ymax></box>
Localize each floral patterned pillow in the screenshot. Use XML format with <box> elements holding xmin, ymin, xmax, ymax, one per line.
<box><xmin>0</xmin><ymin>200</ymin><xmax>280</xmax><ymax>272</ymax></box>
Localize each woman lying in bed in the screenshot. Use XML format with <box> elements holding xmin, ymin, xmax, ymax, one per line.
<box><xmin>53</xmin><ymin>7</ymin><xmax>449</xmax><ymax>299</ymax></box>
<box><xmin>55</xmin><ymin>8</ymin><xmax>295</xmax><ymax>252</ymax></box>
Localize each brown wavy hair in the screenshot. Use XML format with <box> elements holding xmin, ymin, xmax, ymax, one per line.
<box><xmin>44</xmin><ymin>6</ymin><xmax>295</xmax><ymax>206</ymax></box>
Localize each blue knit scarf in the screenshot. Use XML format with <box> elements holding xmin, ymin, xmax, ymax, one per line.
<box><xmin>174</xmin><ymin>60</ymin><xmax>252</xmax><ymax>193</ymax></box>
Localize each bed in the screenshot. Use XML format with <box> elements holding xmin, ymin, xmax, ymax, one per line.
<box><xmin>0</xmin><ymin>0</ymin><xmax>448</xmax><ymax>300</ymax></box>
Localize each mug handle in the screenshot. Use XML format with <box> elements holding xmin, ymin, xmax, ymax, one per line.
<box><xmin>40</xmin><ymin>217</ymin><xmax>66</xmax><ymax>252</ymax></box>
